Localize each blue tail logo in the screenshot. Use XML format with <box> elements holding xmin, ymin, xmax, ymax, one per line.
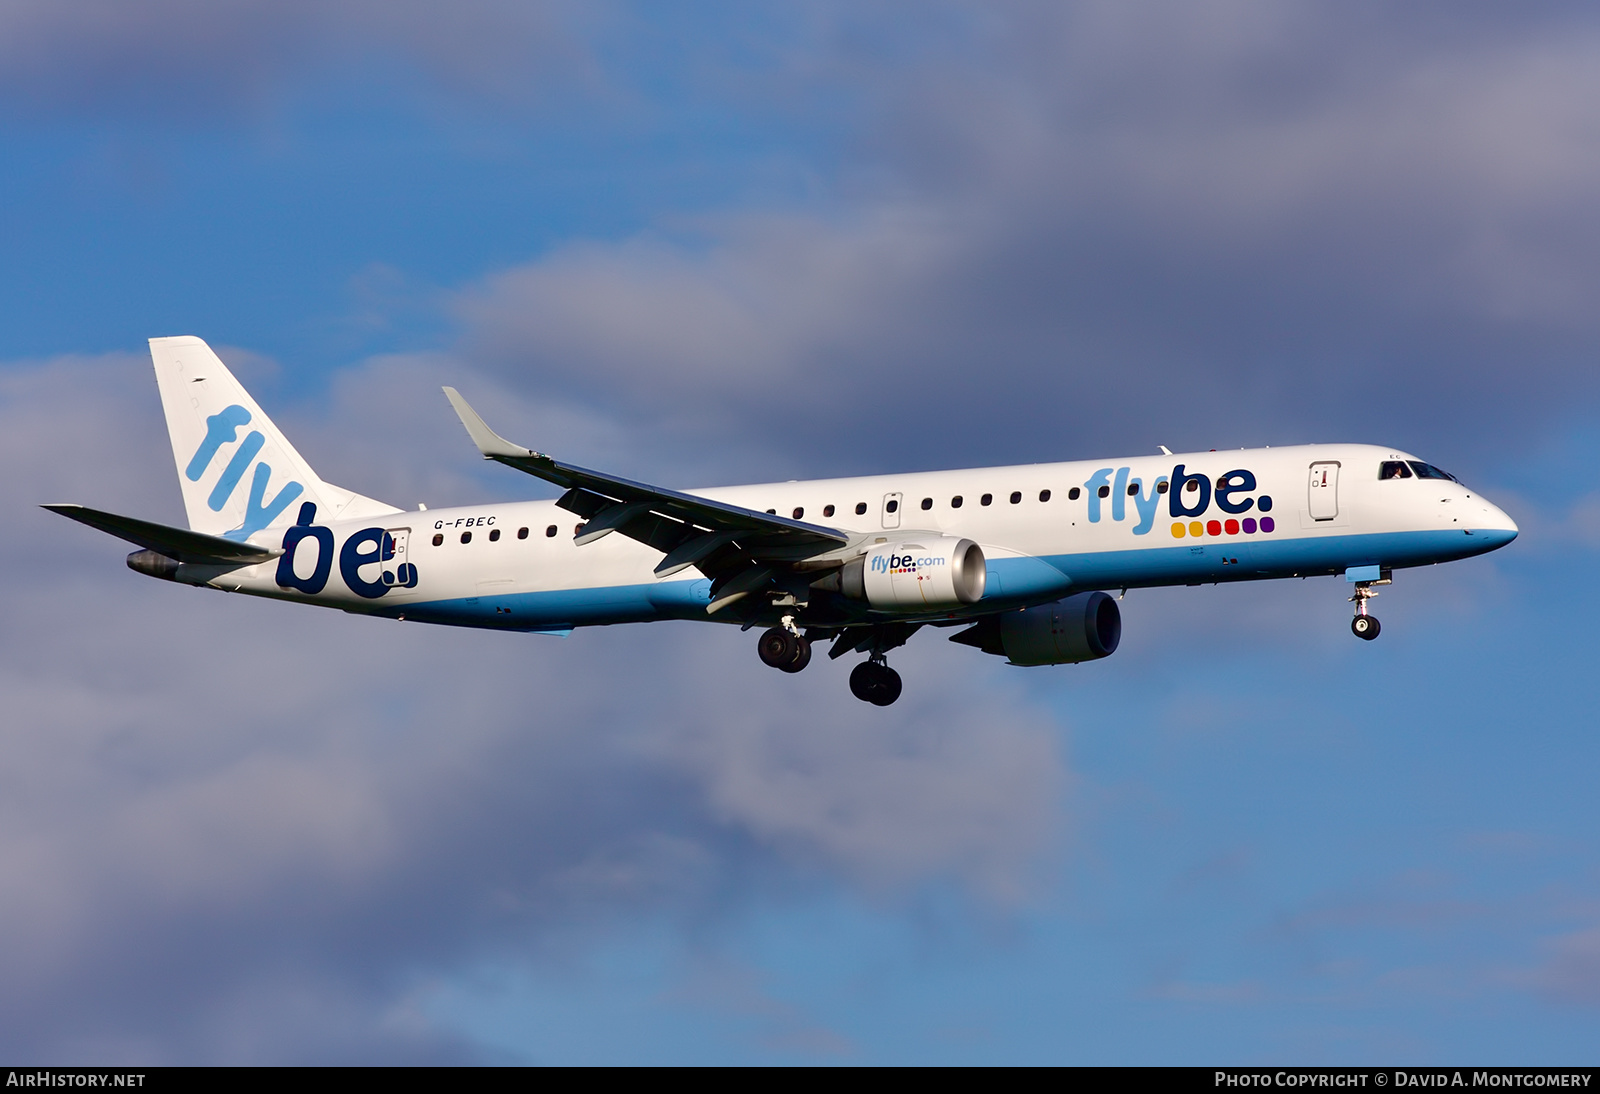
<box><xmin>187</xmin><ymin>404</ymin><xmax>304</xmax><ymax>541</ymax></box>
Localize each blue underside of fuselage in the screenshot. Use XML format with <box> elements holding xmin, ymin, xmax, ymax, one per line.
<box><xmin>372</xmin><ymin>527</ymin><xmax>1514</xmax><ymax>633</ymax></box>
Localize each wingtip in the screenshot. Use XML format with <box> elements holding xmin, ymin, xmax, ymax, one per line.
<box><xmin>442</xmin><ymin>386</ymin><xmax>536</xmax><ymax>460</ymax></box>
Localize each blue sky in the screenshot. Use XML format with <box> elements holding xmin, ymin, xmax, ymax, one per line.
<box><xmin>2</xmin><ymin>1</ymin><xmax>1598</xmax><ymax>1063</ymax></box>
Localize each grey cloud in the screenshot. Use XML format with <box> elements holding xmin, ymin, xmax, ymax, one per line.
<box><xmin>1529</xmin><ymin>926</ymin><xmax>1600</xmax><ymax>1007</ymax></box>
<box><xmin>449</xmin><ymin>3</ymin><xmax>1600</xmax><ymax>480</ymax></box>
<box><xmin>0</xmin><ymin>353</ymin><xmax>1065</xmax><ymax>1060</ymax></box>
<box><xmin>0</xmin><ymin>0</ymin><xmax>591</xmax><ymax>117</ymax></box>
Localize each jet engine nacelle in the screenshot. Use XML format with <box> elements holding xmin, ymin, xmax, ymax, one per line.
<box><xmin>951</xmin><ymin>591</ymin><xmax>1121</xmax><ymax>665</ymax></box>
<box><xmin>1001</xmin><ymin>591</ymin><xmax>1120</xmax><ymax>665</ymax></box>
<box><xmin>834</xmin><ymin>537</ymin><xmax>986</xmax><ymax>610</ymax></box>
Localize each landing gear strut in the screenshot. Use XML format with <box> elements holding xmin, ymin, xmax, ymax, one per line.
<box><xmin>1349</xmin><ymin>581</ymin><xmax>1384</xmax><ymax>641</ymax></box>
<box><xmin>757</xmin><ymin>625</ymin><xmax>812</xmax><ymax>673</ymax></box>
<box><xmin>849</xmin><ymin>658</ymin><xmax>902</xmax><ymax>706</ymax></box>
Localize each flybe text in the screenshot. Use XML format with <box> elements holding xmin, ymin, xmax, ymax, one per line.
<box><xmin>1086</xmin><ymin>464</ymin><xmax>1277</xmax><ymax>538</ymax></box>
<box><xmin>870</xmin><ymin>553</ymin><xmax>945</xmax><ymax>573</ymax></box>
<box><xmin>186</xmin><ymin>404</ymin><xmax>304</xmax><ymax>541</ymax></box>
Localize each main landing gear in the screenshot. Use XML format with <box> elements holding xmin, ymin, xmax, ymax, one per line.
<box><xmin>756</xmin><ymin>621</ymin><xmax>903</xmax><ymax>705</ymax></box>
<box><xmin>849</xmin><ymin>659</ymin><xmax>902</xmax><ymax>707</ymax></box>
<box><xmin>757</xmin><ymin>624</ymin><xmax>812</xmax><ymax>673</ymax></box>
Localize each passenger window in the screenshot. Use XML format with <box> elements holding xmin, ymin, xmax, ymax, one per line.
<box><xmin>823</xmin><ymin>504</ymin><xmax>835</xmax><ymax>517</ymax></box>
<box><xmin>886</xmin><ymin>499</ymin><xmax>899</xmax><ymax>513</ymax></box>
<box><xmin>1039</xmin><ymin>489</ymin><xmax>1051</xmax><ymax>502</ymax></box>
<box><xmin>793</xmin><ymin>507</ymin><xmax>804</xmax><ymax>519</ymax></box>
<box><xmin>951</xmin><ymin>496</ymin><xmax>963</xmax><ymax>508</ymax></box>
<box><xmin>981</xmin><ymin>493</ymin><xmax>993</xmax><ymax>506</ymax></box>
<box><xmin>1127</xmin><ymin>483</ymin><xmax>1138</xmax><ymax>496</ymax></box>
<box><xmin>546</xmin><ymin>525</ymin><xmax>557</xmax><ymax>537</ymax></box>
<box><xmin>855</xmin><ymin>502</ymin><xmax>867</xmax><ymax>515</ymax></box>
<box><xmin>1010</xmin><ymin>491</ymin><xmax>1022</xmax><ymax>504</ymax></box>
<box><xmin>432</xmin><ymin>533</ymin><xmax>443</xmax><ymax>546</ymax></box>
<box><xmin>920</xmin><ymin>497</ymin><xmax>933</xmax><ymax>510</ymax></box>
<box><xmin>489</xmin><ymin>528</ymin><xmax>501</xmax><ymax>542</ymax></box>
<box><xmin>1380</xmin><ymin>461</ymin><xmax>1413</xmax><ymax>480</ymax></box>
<box><xmin>517</xmin><ymin>527</ymin><xmax>529</xmax><ymax>539</ymax></box>
<box><xmin>461</xmin><ymin>531</ymin><xmax>472</xmax><ymax>544</ymax></box>
<box><xmin>1186</xmin><ymin>480</ymin><xmax>1200</xmax><ymax>493</ymax></box>
<box><xmin>1068</xmin><ymin>487</ymin><xmax>1081</xmax><ymax>500</ymax></box>
<box><xmin>1157</xmin><ymin>481</ymin><xmax>1169</xmax><ymax>494</ymax></box>
<box><xmin>1097</xmin><ymin>485</ymin><xmax>1110</xmax><ymax>498</ymax></box>
<box><xmin>766</xmin><ymin>508</ymin><xmax>776</xmax><ymax>515</ymax></box>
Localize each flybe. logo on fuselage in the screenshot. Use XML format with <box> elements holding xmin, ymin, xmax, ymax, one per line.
<box><xmin>186</xmin><ymin>404</ymin><xmax>304</xmax><ymax>541</ymax></box>
<box><xmin>1084</xmin><ymin>464</ymin><xmax>1278</xmax><ymax>539</ymax></box>
<box><xmin>273</xmin><ymin>503</ymin><xmax>417</xmax><ymax>599</ymax></box>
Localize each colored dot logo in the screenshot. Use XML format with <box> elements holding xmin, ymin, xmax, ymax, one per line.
<box><xmin>1171</xmin><ymin>516</ymin><xmax>1274</xmax><ymax>538</ymax></box>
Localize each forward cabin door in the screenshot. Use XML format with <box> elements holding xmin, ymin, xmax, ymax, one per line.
<box><xmin>881</xmin><ymin>492</ymin><xmax>903</xmax><ymax>530</ymax></box>
<box><xmin>1307</xmin><ymin>462</ymin><xmax>1340</xmax><ymax>521</ymax></box>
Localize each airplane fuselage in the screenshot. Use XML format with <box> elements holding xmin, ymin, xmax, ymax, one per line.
<box><xmin>169</xmin><ymin>442</ymin><xmax>1517</xmax><ymax>633</ymax></box>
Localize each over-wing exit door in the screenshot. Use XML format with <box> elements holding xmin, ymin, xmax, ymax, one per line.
<box><xmin>1308</xmin><ymin>462</ymin><xmax>1340</xmax><ymax>521</ymax></box>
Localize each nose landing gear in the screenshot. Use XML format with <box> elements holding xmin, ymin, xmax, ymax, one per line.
<box><xmin>1349</xmin><ymin>577</ymin><xmax>1387</xmax><ymax>640</ymax></box>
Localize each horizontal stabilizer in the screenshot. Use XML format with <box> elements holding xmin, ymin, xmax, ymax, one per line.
<box><xmin>42</xmin><ymin>504</ymin><xmax>278</xmax><ymax>565</ymax></box>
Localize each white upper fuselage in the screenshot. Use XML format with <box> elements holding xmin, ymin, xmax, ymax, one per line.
<box><xmin>175</xmin><ymin>443</ymin><xmax>1518</xmax><ymax>633</ymax></box>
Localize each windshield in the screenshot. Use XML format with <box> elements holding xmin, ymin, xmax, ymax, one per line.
<box><xmin>1379</xmin><ymin>459</ymin><xmax>1462</xmax><ymax>483</ymax></box>
<box><xmin>1407</xmin><ymin>461</ymin><xmax>1458</xmax><ymax>482</ymax></box>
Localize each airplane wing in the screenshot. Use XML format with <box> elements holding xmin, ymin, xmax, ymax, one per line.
<box><xmin>42</xmin><ymin>503</ymin><xmax>280</xmax><ymax>565</ymax></box>
<box><xmin>443</xmin><ymin>389</ymin><xmax>851</xmax><ymax>609</ymax></box>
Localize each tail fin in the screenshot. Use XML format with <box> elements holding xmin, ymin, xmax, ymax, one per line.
<box><xmin>149</xmin><ymin>336</ymin><xmax>401</xmax><ymax>539</ymax></box>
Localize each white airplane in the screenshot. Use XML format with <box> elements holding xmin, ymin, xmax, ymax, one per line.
<box><xmin>47</xmin><ymin>337</ymin><xmax>1519</xmax><ymax>706</ymax></box>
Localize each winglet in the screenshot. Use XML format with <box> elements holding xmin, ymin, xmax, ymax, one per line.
<box><xmin>442</xmin><ymin>387</ymin><xmax>540</xmax><ymax>460</ymax></box>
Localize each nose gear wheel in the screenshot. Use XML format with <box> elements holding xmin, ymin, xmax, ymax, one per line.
<box><xmin>1348</xmin><ymin>577</ymin><xmax>1387</xmax><ymax>641</ymax></box>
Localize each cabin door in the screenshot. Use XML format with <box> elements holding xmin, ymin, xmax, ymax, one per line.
<box><xmin>1307</xmin><ymin>462</ymin><xmax>1340</xmax><ymax>521</ymax></box>
<box><xmin>382</xmin><ymin>528</ymin><xmax>417</xmax><ymax>588</ymax></box>
<box><xmin>881</xmin><ymin>492</ymin><xmax>903</xmax><ymax>530</ymax></box>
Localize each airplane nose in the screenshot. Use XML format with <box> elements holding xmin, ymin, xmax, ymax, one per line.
<box><xmin>1469</xmin><ymin>497</ymin><xmax>1518</xmax><ymax>548</ymax></box>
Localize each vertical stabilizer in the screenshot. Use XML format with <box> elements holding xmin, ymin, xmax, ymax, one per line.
<box><xmin>149</xmin><ymin>336</ymin><xmax>401</xmax><ymax>538</ymax></box>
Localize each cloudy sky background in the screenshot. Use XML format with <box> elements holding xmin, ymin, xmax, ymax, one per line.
<box><xmin>3</xmin><ymin>0</ymin><xmax>1599</xmax><ymax>1062</ymax></box>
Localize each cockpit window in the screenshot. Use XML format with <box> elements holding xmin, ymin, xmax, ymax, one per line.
<box><xmin>1407</xmin><ymin>461</ymin><xmax>1458</xmax><ymax>482</ymax></box>
<box><xmin>1379</xmin><ymin>461</ymin><xmax>1413</xmax><ymax>480</ymax></box>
